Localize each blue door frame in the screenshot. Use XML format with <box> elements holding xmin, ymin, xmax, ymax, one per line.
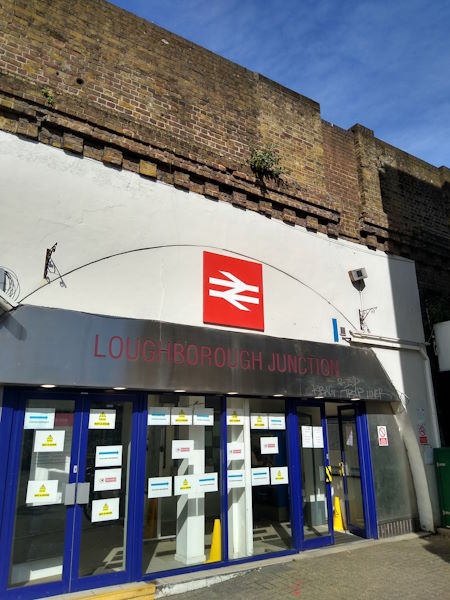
<box><xmin>0</xmin><ymin>388</ymin><xmax>143</xmax><ymax>600</ymax></box>
<box><xmin>0</xmin><ymin>390</ymin><xmax>378</xmax><ymax>598</ymax></box>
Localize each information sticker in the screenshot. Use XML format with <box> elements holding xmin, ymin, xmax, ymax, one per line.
<box><xmin>89</xmin><ymin>409</ymin><xmax>116</xmax><ymax>430</ymax></box>
<box><xmin>250</xmin><ymin>413</ymin><xmax>268</xmax><ymax>429</ymax></box>
<box><xmin>94</xmin><ymin>468</ymin><xmax>122</xmax><ymax>492</ymax></box>
<box><xmin>174</xmin><ymin>475</ymin><xmax>196</xmax><ymax>495</ymax></box>
<box><xmin>270</xmin><ymin>466</ymin><xmax>289</xmax><ymax>485</ymax></box>
<box><xmin>227</xmin><ymin>469</ymin><xmax>245</xmax><ymax>489</ymax></box>
<box><xmin>34</xmin><ymin>430</ymin><xmax>65</xmax><ymax>453</ymax></box>
<box><xmin>227</xmin><ymin>442</ymin><xmax>244</xmax><ymax>461</ymax></box>
<box><xmin>91</xmin><ymin>497</ymin><xmax>120</xmax><ymax>523</ymax></box>
<box><xmin>301</xmin><ymin>426</ymin><xmax>313</xmax><ymax>448</ymax></box>
<box><xmin>251</xmin><ymin>467</ymin><xmax>270</xmax><ymax>486</ymax></box>
<box><xmin>26</xmin><ymin>480</ymin><xmax>59</xmax><ymax>505</ymax></box>
<box><xmin>148</xmin><ymin>476</ymin><xmax>172</xmax><ymax>498</ymax></box>
<box><xmin>268</xmin><ymin>414</ymin><xmax>286</xmax><ymax>430</ymax></box>
<box><xmin>171</xmin><ymin>407</ymin><xmax>193</xmax><ymax>426</ymax></box>
<box><xmin>226</xmin><ymin>408</ymin><xmax>244</xmax><ymax>426</ymax></box>
<box><xmin>148</xmin><ymin>406</ymin><xmax>171</xmax><ymax>426</ymax></box>
<box><xmin>197</xmin><ymin>472</ymin><xmax>218</xmax><ymax>493</ymax></box>
<box><xmin>95</xmin><ymin>445</ymin><xmax>123</xmax><ymax>467</ymax></box>
<box><xmin>24</xmin><ymin>408</ymin><xmax>55</xmax><ymax>430</ymax></box>
<box><xmin>193</xmin><ymin>407</ymin><xmax>214</xmax><ymax>426</ymax></box>
<box><xmin>172</xmin><ymin>439</ymin><xmax>194</xmax><ymax>459</ymax></box>
<box><xmin>377</xmin><ymin>425</ymin><xmax>389</xmax><ymax>446</ymax></box>
<box><xmin>313</xmin><ymin>426</ymin><xmax>324</xmax><ymax>448</ymax></box>
<box><xmin>260</xmin><ymin>436</ymin><xmax>279</xmax><ymax>455</ymax></box>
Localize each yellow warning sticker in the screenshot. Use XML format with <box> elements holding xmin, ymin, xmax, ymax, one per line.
<box><xmin>325</xmin><ymin>465</ymin><xmax>332</xmax><ymax>483</ymax></box>
<box><xmin>42</xmin><ymin>434</ymin><xmax>57</xmax><ymax>447</ymax></box>
<box><xmin>99</xmin><ymin>503</ymin><xmax>113</xmax><ymax>516</ymax></box>
<box><xmin>34</xmin><ymin>484</ymin><xmax>50</xmax><ymax>498</ymax></box>
<box><xmin>89</xmin><ymin>409</ymin><xmax>116</xmax><ymax>430</ymax></box>
<box><xmin>227</xmin><ymin>409</ymin><xmax>244</xmax><ymax>425</ymax></box>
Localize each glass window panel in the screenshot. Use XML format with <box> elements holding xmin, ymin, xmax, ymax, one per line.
<box><xmin>8</xmin><ymin>399</ymin><xmax>75</xmax><ymax>588</ymax></box>
<box><xmin>298</xmin><ymin>406</ymin><xmax>330</xmax><ymax>540</ymax></box>
<box><xmin>228</xmin><ymin>398</ymin><xmax>292</xmax><ymax>559</ymax></box>
<box><xmin>78</xmin><ymin>401</ymin><xmax>133</xmax><ymax>577</ymax></box>
<box><xmin>142</xmin><ymin>394</ymin><xmax>221</xmax><ymax>574</ymax></box>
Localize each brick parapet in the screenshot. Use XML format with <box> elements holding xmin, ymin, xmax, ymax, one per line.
<box><xmin>0</xmin><ymin>0</ymin><xmax>448</xmax><ymax>294</ymax></box>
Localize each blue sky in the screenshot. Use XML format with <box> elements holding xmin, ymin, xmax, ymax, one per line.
<box><xmin>109</xmin><ymin>0</ymin><xmax>449</xmax><ymax>167</ymax></box>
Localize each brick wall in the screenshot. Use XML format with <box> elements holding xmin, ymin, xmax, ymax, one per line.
<box><xmin>0</xmin><ymin>0</ymin><xmax>449</xmax><ymax>314</ymax></box>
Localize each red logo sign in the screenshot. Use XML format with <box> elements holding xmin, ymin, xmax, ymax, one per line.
<box><xmin>203</xmin><ymin>251</ymin><xmax>264</xmax><ymax>331</ymax></box>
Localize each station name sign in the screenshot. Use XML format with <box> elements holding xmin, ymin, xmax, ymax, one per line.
<box><xmin>94</xmin><ymin>334</ymin><xmax>340</xmax><ymax>378</ymax></box>
<box><xmin>0</xmin><ymin>306</ymin><xmax>397</xmax><ymax>401</ymax></box>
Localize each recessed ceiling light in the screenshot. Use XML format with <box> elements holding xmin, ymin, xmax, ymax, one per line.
<box><xmin>273</xmin><ymin>394</ymin><xmax>284</xmax><ymax>397</ymax></box>
<box><xmin>314</xmin><ymin>396</ymin><xmax>324</xmax><ymax>399</ymax></box>
<box><xmin>174</xmin><ymin>389</ymin><xmax>186</xmax><ymax>393</ymax></box>
<box><xmin>41</xmin><ymin>384</ymin><xmax>56</xmax><ymax>388</ymax></box>
<box><xmin>227</xmin><ymin>392</ymin><xmax>238</xmax><ymax>395</ymax></box>
<box><xmin>113</xmin><ymin>387</ymin><xmax>126</xmax><ymax>390</ymax></box>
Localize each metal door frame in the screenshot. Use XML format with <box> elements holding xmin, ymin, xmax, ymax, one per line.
<box><xmin>0</xmin><ymin>388</ymin><xmax>142</xmax><ymax>599</ymax></box>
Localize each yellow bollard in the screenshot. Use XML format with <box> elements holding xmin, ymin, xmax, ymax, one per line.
<box><xmin>206</xmin><ymin>519</ymin><xmax>221</xmax><ymax>563</ymax></box>
<box><xmin>333</xmin><ymin>496</ymin><xmax>345</xmax><ymax>531</ymax></box>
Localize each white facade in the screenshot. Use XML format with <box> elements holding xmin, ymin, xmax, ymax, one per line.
<box><xmin>0</xmin><ymin>130</ymin><xmax>441</xmax><ymax>527</ymax></box>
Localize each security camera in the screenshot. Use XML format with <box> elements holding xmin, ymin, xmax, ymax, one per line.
<box><xmin>349</xmin><ymin>268</ymin><xmax>367</xmax><ymax>283</ymax></box>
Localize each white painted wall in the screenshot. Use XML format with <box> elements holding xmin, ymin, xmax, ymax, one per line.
<box><xmin>434</xmin><ymin>320</ymin><xmax>450</xmax><ymax>372</ymax></box>
<box><xmin>0</xmin><ymin>131</ymin><xmax>424</xmax><ymax>345</ymax></box>
<box><xmin>0</xmin><ymin>132</ymin><xmax>440</xmax><ymax>526</ymax></box>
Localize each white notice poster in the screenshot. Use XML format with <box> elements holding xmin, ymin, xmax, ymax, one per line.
<box><xmin>24</xmin><ymin>408</ymin><xmax>55</xmax><ymax>430</ymax></box>
<box><xmin>26</xmin><ymin>480</ymin><xmax>59</xmax><ymax>505</ymax></box>
<box><xmin>172</xmin><ymin>439</ymin><xmax>194</xmax><ymax>459</ymax></box>
<box><xmin>226</xmin><ymin>408</ymin><xmax>244</xmax><ymax>426</ymax></box>
<box><xmin>227</xmin><ymin>470</ymin><xmax>245</xmax><ymax>489</ymax></box>
<box><xmin>197</xmin><ymin>472</ymin><xmax>218</xmax><ymax>493</ymax></box>
<box><xmin>313</xmin><ymin>427</ymin><xmax>324</xmax><ymax>448</ymax></box>
<box><xmin>91</xmin><ymin>497</ymin><xmax>120</xmax><ymax>523</ymax></box>
<box><xmin>171</xmin><ymin>407</ymin><xmax>193</xmax><ymax>426</ymax></box>
<box><xmin>89</xmin><ymin>409</ymin><xmax>116</xmax><ymax>430</ymax></box>
<box><xmin>269</xmin><ymin>414</ymin><xmax>286</xmax><ymax>430</ymax></box>
<box><xmin>227</xmin><ymin>442</ymin><xmax>244</xmax><ymax>461</ymax></box>
<box><xmin>148</xmin><ymin>406</ymin><xmax>171</xmax><ymax>426</ymax></box>
<box><xmin>148</xmin><ymin>476</ymin><xmax>172</xmax><ymax>498</ymax></box>
<box><xmin>250</xmin><ymin>413</ymin><xmax>268</xmax><ymax>429</ymax></box>
<box><xmin>174</xmin><ymin>475</ymin><xmax>196</xmax><ymax>495</ymax></box>
<box><xmin>95</xmin><ymin>445</ymin><xmax>123</xmax><ymax>467</ymax></box>
<box><xmin>34</xmin><ymin>430</ymin><xmax>65</xmax><ymax>453</ymax></box>
<box><xmin>301</xmin><ymin>426</ymin><xmax>313</xmax><ymax>448</ymax></box>
<box><xmin>260</xmin><ymin>437</ymin><xmax>279</xmax><ymax>454</ymax></box>
<box><xmin>193</xmin><ymin>407</ymin><xmax>214</xmax><ymax>426</ymax></box>
<box><xmin>270</xmin><ymin>466</ymin><xmax>289</xmax><ymax>485</ymax></box>
<box><xmin>94</xmin><ymin>468</ymin><xmax>122</xmax><ymax>492</ymax></box>
<box><xmin>251</xmin><ymin>467</ymin><xmax>270</xmax><ymax>486</ymax></box>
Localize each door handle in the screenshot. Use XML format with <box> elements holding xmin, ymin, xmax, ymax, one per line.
<box><xmin>64</xmin><ymin>483</ymin><xmax>77</xmax><ymax>506</ymax></box>
<box><xmin>76</xmin><ymin>482</ymin><xmax>90</xmax><ymax>505</ymax></box>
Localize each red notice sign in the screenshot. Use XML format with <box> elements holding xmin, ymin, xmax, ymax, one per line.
<box><xmin>377</xmin><ymin>425</ymin><xmax>389</xmax><ymax>446</ymax></box>
<box><xmin>203</xmin><ymin>251</ymin><xmax>264</xmax><ymax>331</ymax></box>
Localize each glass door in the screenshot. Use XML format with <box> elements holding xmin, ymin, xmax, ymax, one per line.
<box><xmin>338</xmin><ymin>405</ymin><xmax>366</xmax><ymax>537</ymax></box>
<box><xmin>1</xmin><ymin>392</ymin><xmax>137</xmax><ymax>598</ymax></box>
<box><xmin>296</xmin><ymin>404</ymin><xmax>333</xmax><ymax>549</ymax></box>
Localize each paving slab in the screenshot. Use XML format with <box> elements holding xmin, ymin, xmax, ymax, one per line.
<box><xmin>170</xmin><ymin>534</ymin><xmax>450</xmax><ymax>600</ymax></box>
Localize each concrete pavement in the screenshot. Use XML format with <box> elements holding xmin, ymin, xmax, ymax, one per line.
<box><xmin>170</xmin><ymin>534</ymin><xmax>450</xmax><ymax>600</ymax></box>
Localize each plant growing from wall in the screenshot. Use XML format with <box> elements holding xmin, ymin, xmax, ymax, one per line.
<box><xmin>41</xmin><ymin>87</ymin><xmax>55</xmax><ymax>107</ymax></box>
<box><xmin>249</xmin><ymin>143</ymin><xmax>284</xmax><ymax>181</ymax></box>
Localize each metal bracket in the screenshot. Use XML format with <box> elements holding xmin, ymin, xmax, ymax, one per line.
<box><xmin>76</xmin><ymin>482</ymin><xmax>90</xmax><ymax>505</ymax></box>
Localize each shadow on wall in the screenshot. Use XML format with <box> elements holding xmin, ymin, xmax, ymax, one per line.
<box><xmin>379</xmin><ymin>164</ymin><xmax>450</xmax><ymax>447</ymax></box>
<box><xmin>371</xmin><ymin>162</ymin><xmax>449</xmax><ymax>532</ymax></box>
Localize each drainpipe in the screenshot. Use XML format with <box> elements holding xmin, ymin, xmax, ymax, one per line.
<box><xmin>349</xmin><ymin>331</ymin><xmax>439</xmax><ymax>532</ymax></box>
